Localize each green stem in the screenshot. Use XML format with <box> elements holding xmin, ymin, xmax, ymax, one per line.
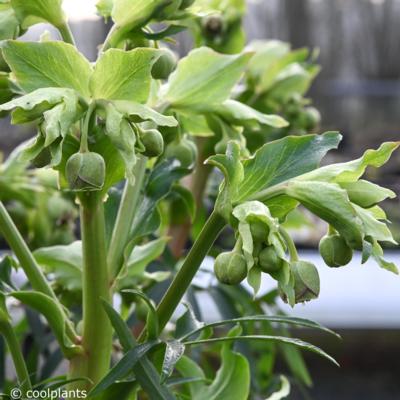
<box><xmin>78</xmin><ymin>192</ymin><xmax>112</xmax><ymax>387</ymax></box>
<box><xmin>0</xmin><ymin>321</ymin><xmax>31</xmax><ymax>394</ymax></box>
<box><xmin>279</xmin><ymin>227</ymin><xmax>299</xmax><ymax>262</ymax></box>
<box><xmin>58</xmin><ymin>22</ymin><xmax>76</xmax><ymax>45</ymax></box>
<box><xmin>0</xmin><ymin>202</ymin><xmax>77</xmax><ymax>343</ymax></box>
<box><xmin>108</xmin><ymin>156</ymin><xmax>147</xmax><ymax>282</ymax></box>
<box><xmin>153</xmin><ymin>211</ymin><xmax>226</xmax><ymax>334</ymax></box>
<box><xmin>80</xmin><ymin>102</ymin><xmax>96</xmax><ymax>153</ymax></box>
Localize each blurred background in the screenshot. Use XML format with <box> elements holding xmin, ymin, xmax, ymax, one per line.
<box><xmin>0</xmin><ymin>0</ymin><xmax>399</xmax><ymax>398</ymax></box>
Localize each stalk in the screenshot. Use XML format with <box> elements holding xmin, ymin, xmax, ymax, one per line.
<box><xmin>58</xmin><ymin>23</ymin><xmax>76</xmax><ymax>46</ymax></box>
<box><xmin>0</xmin><ymin>321</ymin><xmax>31</xmax><ymax>394</ymax></box>
<box><xmin>108</xmin><ymin>156</ymin><xmax>147</xmax><ymax>282</ymax></box>
<box><xmin>0</xmin><ymin>202</ymin><xmax>77</xmax><ymax>342</ymax></box>
<box><xmin>78</xmin><ymin>192</ymin><xmax>112</xmax><ymax>387</ymax></box>
<box><xmin>153</xmin><ymin>211</ymin><xmax>226</xmax><ymax>333</ymax></box>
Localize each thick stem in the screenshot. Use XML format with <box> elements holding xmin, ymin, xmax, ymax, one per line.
<box><xmin>0</xmin><ymin>321</ymin><xmax>31</xmax><ymax>394</ymax></box>
<box><xmin>78</xmin><ymin>192</ymin><xmax>112</xmax><ymax>387</ymax></box>
<box><xmin>0</xmin><ymin>202</ymin><xmax>77</xmax><ymax>342</ymax></box>
<box><xmin>154</xmin><ymin>211</ymin><xmax>226</xmax><ymax>333</ymax></box>
<box><xmin>108</xmin><ymin>156</ymin><xmax>147</xmax><ymax>281</ymax></box>
<box><xmin>58</xmin><ymin>23</ymin><xmax>76</xmax><ymax>45</ymax></box>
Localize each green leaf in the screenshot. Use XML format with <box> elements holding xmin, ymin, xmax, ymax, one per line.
<box><xmin>96</xmin><ymin>0</ymin><xmax>113</xmax><ymax>19</ymax></box>
<box><xmin>195</xmin><ymin>339</ymin><xmax>250</xmax><ymax>400</ymax></box>
<box><xmin>339</xmin><ymin>180</ymin><xmax>396</xmax><ymax>208</ymax></box>
<box><xmin>175</xmin><ymin>303</ymin><xmax>205</xmax><ymax>340</ymax></box>
<box><xmin>1</xmin><ymin>41</ymin><xmax>92</xmax><ymax>97</ymax></box>
<box><xmin>9</xmin><ymin>291</ymin><xmax>80</xmax><ymax>355</ymax></box>
<box><xmin>180</xmin><ymin>314</ymin><xmax>339</xmax><ymax>342</ymax></box>
<box><xmin>112</xmin><ymin>0</ymin><xmax>165</xmax><ymax>30</ymax></box>
<box><xmin>89</xmin><ymin>341</ymin><xmax>158</xmax><ymax>397</ymax></box>
<box><xmin>0</xmin><ymin>4</ymin><xmax>19</xmax><ymax>40</ymax></box>
<box><xmin>91</xmin><ymin>48</ymin><xmax>158</xmax><ymax>102</ymax></box>
<box><xmin>102</xmin><ymin>300</ymin><xmax>176</xmax><ymax>400</ymax></box>
<box><xmin>164</xmin><ymin>47</ymin><xmax>252</xmax><ymax>110</ymax></box>
<box><xmin>102</xmin><ymin>101</ymin><xmax>137</xmax><ymax>183</ymax></box>
<box><xmin>122</xmin><ymin>289</ymin><xmax>159</xmax><ymax>340</ymax></box>
<box><xmin>184</xmin><ymin>335</ymin><xmax>338</xmax><ymax>366</ymax></box>
<box><xmin>286</xmin><ymin>181</ymin><xmax>363</xmax><ymax>250</ymax></box>
<box><xmin>10</xmin><ymin>0</ymin><xmax>66</xmax><ymax>29</ymax></box>
<box><xmin>101</xmin><ymin>300</ymin><xmax>135</xmax><ymax>351</ymax></box>
<box><xmin>109</xmin><ymin>100</ymin><xmax>178</xmax><ymax>127</ymax></box>
<box><xmin>370</xmin><ymin>240</ymin><xmax>398</xmax><ymax>274</ymax></box>
<box><xmin>206</xmin><ymin>141</ymin><xmax>243</xmax><ymax>218</ymax></box>
<box><xmin>161</xmin><ymin>341</ymin><xmax>185</xmax><ymax>383</ymax></box>
<box><xmin>142</xmin><ymin>24</ymin><xmax>186</xmax><ymax>40</ymax></box>
<box><xmin>234</xmin><ymin>132</ymin><xmax>341</xmax><ymax>203</ymax></box>
<box><xmin>297</xmin><ymin>142</ymin><xmax>400</xmax><ymax>184</ymax></box>
<box><xmin>265</xmin><ymin>375</ymin><xmax>290</xmax><ymax>400</ymax></box>
<box><xmin>175</xmin><ymin>356</ymin><xmax>206</xmax><ymax>397</ymax></box>
<box><xmin>0</xmin><ymin>87</ymin><xmax>80</xmax><ymax>124</ymax></box>
<box><xmin>215</xmin><ymin>100</ymin><xmax>288</xmax><ymax>129</ymax></box>
<box><xmin>353</xmin><ymin>204</ymin><xmax>396</xmax><ymax>245</ymax></box>
<box><xmin>124</xmin><ymin>237</ymin><xmax>169</xmax><ymax>278</ymax></box>
<box><xmin>33</xmin><ymin>242</ymin><xmax>82</xmax><ymax>292</ymax></box>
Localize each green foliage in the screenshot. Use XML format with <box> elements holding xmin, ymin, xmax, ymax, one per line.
<box><xmin>0</xmin><ymin>0</ymin><xmax>398</xmax><ymax>398</ymax></box>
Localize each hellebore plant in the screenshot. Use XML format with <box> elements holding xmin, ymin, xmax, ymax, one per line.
<box><xmin>0</xmin><ymin>0</ymin><xmax>398</xmax><ymax>399</ymax></box>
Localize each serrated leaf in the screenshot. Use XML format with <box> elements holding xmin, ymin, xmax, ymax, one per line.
<box><xmin>286</xmin><ymin>181</ymin><xmax>363</xmax><ymax>250</ymax></box>
<box><xmin>234</xmin><ymin>132</ymin><xmax>341</xmax><ymax>203</ymax></box>
<box><xmin>161</xmin><ymin>341</ymin><xmax>185</xmax><ymax>383</ymax></box>
<box><xmin>339</xmin><ymin>180</ymin><xmax>395</xmax><ymax>208</ymax></box>
<box><xmin>9</xmin><ymin>291</ymin><xmax>80</xmax><ymax>355</ymax></box>
<box><xmin>298</xmin><ymin>142</ymin><xmax>400</xmax><ymax>184</ymax></box>
<box><xmin>164</xmin><ymin>47</ymin><xmax>252</xmax><ymax>110</ymax></box>
<box><xmin>91</xmin><ymin>48</ymin><xmax>158</xmax><ymax>102</ymax></box>
<box><xmin>1</xmin><ymin>41</ymin><xmax>92</xmax><ymax>97</ymax></box>
<box><xmin>10</xmin><ymin>0</ymin><xmax>66</xmax><ymax>29</ymax></box>
<box><xmin>215</xmin><ymin>100</ymin><xmax>288</xmax><ymax>129</ymax></box>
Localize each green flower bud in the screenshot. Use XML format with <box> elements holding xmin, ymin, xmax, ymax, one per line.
<box><xmin>319</xmin><ymin>234</ymin><xmax>353</xmax><ymax>268</ymax></box>
<box><xmin>203</xmin><ymin>14</ymin><xmax>226</xmax><ymax>37</ymax></box>
<box><xmin>214</xmin><ymin>251</ymin><xmax>247</xmax><ymax>285</ymax></box>
<box><xmin>258</xmin><ymin>246</ymin><xmax>283</xmax><ymax>273</ymax></box>
<box><xmin>165</xmin><ymin>137</ymin><xmax>197</xmax><ymax>168</ymax></box>
<box><xmin>140</xmin><ymin>129</ymin><xmax>164</xmax><ymax>158</ymax></box>
<box><xmin>179</xmin><ymin>0</ymin><xmax>195</xmax><ymax>10</ymax></box>
<box><xmin>66</xmin><ymin>152</ymin><xmax>105</xmax><ymax>192</ymax></box>
<box><xmin>291</xmin><ymin>261</ymin><xmax>320</xmax><ymax>303</ymax></box>
<box><xmin>249</xmin><ymin>220</ymin><xmax>270</xmax><ymax>243</ymax></box>
<box><xmin>151</xmin><ymin>49</ymin><xmax>177</xmax><ymax>80</ymax></box>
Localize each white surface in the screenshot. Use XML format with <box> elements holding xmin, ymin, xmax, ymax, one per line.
<box><xmin>196</xmin><ymin>251</ymin><xmax>400</xmax><ymax>328</ymax></box>
<box><xmin>63</xmin><ymin>0</ymin><xmax>99</xmax><ymax>21</ymax></box>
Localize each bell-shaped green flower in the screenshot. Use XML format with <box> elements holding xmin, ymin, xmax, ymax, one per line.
<box><xmin>290</xmin><ymin>260</ymin><xmax>320</xmax><ymax>304</ymax></box>
<box><xmin>214</xmin><ymin>251</ymin><xmax>247</xmax><ymax>285</ymax></box>
<box><xmin>66</xmin><ymin>152</ymin><xmax>105</xmax><ymax>192</ymax></box>
<box><xmin>140</xmin><ymin>129</ymin><xmax>164</xmax><ymax>158</ymax></box>
<box><xmin>319</xmin><ymin>233</ymin><xmax>353</xmax><ymax>268</ymax></box>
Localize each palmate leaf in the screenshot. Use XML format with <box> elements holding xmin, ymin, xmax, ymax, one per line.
<box><xmin>10</xmin><ymin>0</ymin><xmax>66</xmax><ymax>29</ymax></box>
<box><xmin>234</xmin><ymin>132</ymin><xmax>341</xmax><ymax>203</ymax></box>
<box><xmin>90</xmin><ymin>48</ymin><xmax>159</xmax><ymax>102</ymax></box>
<box><xmin>1</xmin><ymin>41</ymin><xmax>92</xmax><ymax>97</ymax></box>
<box><xmin>214</xmin><ymin>100</ymin><xmax>288</xmax><ymax>129</ymax></box>
<box><xmin>164</xmin><ymin>47</ymin><xmax>252</xmax><ymax>110</ymax></box>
